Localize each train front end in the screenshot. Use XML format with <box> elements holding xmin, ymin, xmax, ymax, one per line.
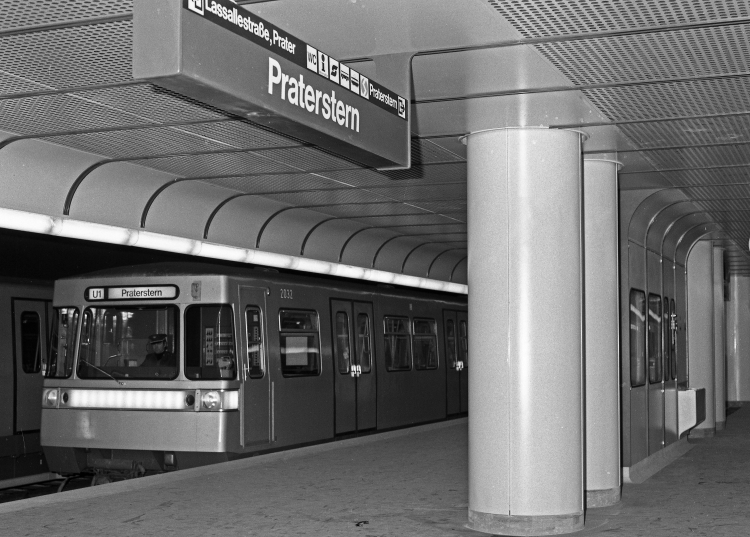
<box><xmin>41</xmin><ymin>272</ymin><xmax>242</xmax><ymax>478</ymax></box>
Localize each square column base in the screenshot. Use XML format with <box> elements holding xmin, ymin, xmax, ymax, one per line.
<box><xmin>586</xmin><ymin>486</ymin><xmax>621</xmax><ymax>508</ymax></box>
<box><xmin>468</xmin><ymin>509</ymin><xmax>584</xmax><ymax>536</ymax></box>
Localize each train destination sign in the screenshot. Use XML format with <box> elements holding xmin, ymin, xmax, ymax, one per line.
<box><xmin>133</xmin><ymin>0</ymin><xmax>410</xmax><ymax>169</ymax></box>
<box><xmin>86</xmin><ymin>286</ymin><xmax>180</xmax><ymax>301</ymax></box>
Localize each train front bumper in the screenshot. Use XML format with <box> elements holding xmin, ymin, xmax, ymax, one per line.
<box><xmin>41</xmin><ymin>408</ymin><xmax>240</xmax><ymax>452</ymax></box>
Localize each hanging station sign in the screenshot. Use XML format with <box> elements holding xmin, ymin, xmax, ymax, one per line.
<box><xmin>133</xmin><ymin>0</ymin><xmax>410</xmax><ymax>169</ymax></box>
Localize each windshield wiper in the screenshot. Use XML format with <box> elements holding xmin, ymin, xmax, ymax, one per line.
<box><xmin>79</xmin><ymin>358</ymin><xmax>125</xmax><ymax>386</ymax></box>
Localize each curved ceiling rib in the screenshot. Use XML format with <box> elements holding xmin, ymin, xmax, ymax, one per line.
<box><xmin>426</xmin><ymin>248</ymin><xmax>465</xmax><ymax>278</ymax></box>
<box><xmin>677</xmin><ymin>224</ymin><xmax>726</xmax><ymax>266</ymax></box>
<box><xmin>141</xmin><ymin>179</ymin><xmax>189</xmax><ymax>228</ymax></box>
<box><xmin>400</xmin><ymin>243</ymin><xmax>431</xmax><ymax>274</ymax></box>
<box><xmin>338</xmin><ymin>227</ymin><xmax>376</xmax><ymax>263</ymax></box>
<box><xmin>372</xmin><ymin>236</ymin><xmax>409</xmax><ymax>269</ymax></box>
<box><xmin>255</xmin><ymin>206</ymin><xmax>297</xmax><ymax>249</ymax></box>
<box><xmin>63</xmin><ymin>159</ymin><xmax>110</xmax><ymax>215</ymax></box>
<box><xmin>202</xmin><ymin>193</ymin><xmax>249</xmax><ymax>240</ymax></box>
<box><xmin>0</xmin><ymin>137</ymin><xmax>22</xmax><ymax>151</ymax></box>
<box><xmin>300</xmin><ymin>217</ymin><xmax>338</xmax><ymax>256</ymax></box>
<box><xmin>450</xmin><ymin>257</ymin><xmax>468</xmax><ymax>282</ymax></box>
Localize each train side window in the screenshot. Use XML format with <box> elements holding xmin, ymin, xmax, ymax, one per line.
<box><xmin>246</xmin><ymin>307</ymin><xmax>264</xmax><ymax>379</ymax></box>
<box><xmin>384</xmin><ymin>316</ymin><xmax>411</xmax><ymax>371</ymax></box>
<box><xmin>647</xmin><ymin>293</ymin><xmax>662</xmax><ymax>383</ymax></box>
<box><xmin>185</xmin><ymin>305</ymin><xmax>236</xmax><ymax>380</ymax></box>
<box><xmin>445</xmin><ymin>319</ymin><xmax>457</xmax><ymax>369</ymax></box>
<box><xmin>357</xmin><ymin>313</ymin><xmax>372</xmax><ymax>374</ymax></box>
<box><xmin>47</xmin><ymin>307</ymin><xmax>78</xmax><ymax>379</ymax></box>
<box><xmin>630</xmin><ymin>289</ymin><xmax>646</xmax><ymax>387</ymax></box>
<box><xmin>661</xmin><ymin>297</ymin><xmax>672</xmax><ymax>381</ymax></box>
<box><xmin>20</xmin><ymin>311</ymin><xmax>42</xmax><ymax>374</ymax></box>
<box><xmin>459</xmin><ymin>320</ymin><xmax>468</xmax><ymax>368</ymax></box>
<box><xmin>335</xmin><ymin>311</ymin><xmax>351</xmax><ymax>374</ymax></box>
<box><xmin>279</xmin><ymin>309</ymin><xmax>320</xmax><ymax>377</ymax></box>
<box><xmin>413</xmin><ymin>318</ymin><xmax>438</xmax><ymax>370</ymax></box>
<box><xmin>669</xmin><ymin>298</ymin><xmax>677</xmax><ymax>380</ymax></box>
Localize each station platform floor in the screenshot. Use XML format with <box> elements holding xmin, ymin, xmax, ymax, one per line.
<box><xmin>1</xmin><ymin>409</ymin><xmax>750</xmax><ymax>536</ymax></box>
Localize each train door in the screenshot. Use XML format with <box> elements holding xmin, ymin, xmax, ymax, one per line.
<box><xmin>331</xmin><ymin>300</ymin><xmax>376</xmax><ymax>435</ymax></box>
<box><xmin>13</xmin><ymin>299</ymin><xmax>49</xmax><ymax>432</ymax></box>
<box><xmin>239</xmin><ymin>286</ymin><xmax>271</xmax><ymax>447</ymax></box>
<box><xmin>458</xmin><ymin>313</ymin><xmax>468</xmax><ymax>413</ymax></box>
<box><xmin>444</xmin><ymin>310</ymin><xmax>468</xmax><ymax>415</ymax></box>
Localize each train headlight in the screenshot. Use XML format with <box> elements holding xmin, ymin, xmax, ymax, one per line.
<box><xmin>201</xmin><ymin>391</ymin><xmax>220</xmax><ymax>410</ymax></box>
<box><xmin>43</xmin><ymin>388</ymin><xmax>59</xmax><ymax>408</ymax></box>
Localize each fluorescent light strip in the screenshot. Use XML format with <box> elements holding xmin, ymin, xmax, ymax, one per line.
<box><xmin>0</xmin><ymin>208</ymin><xmax>468</xmax><ymax>295</ymax></box>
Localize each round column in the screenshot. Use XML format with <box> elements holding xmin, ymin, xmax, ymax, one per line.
<box><xmin>687</xmin><ymin>241</ymin><xmax>715</xmax><ymax>437</ymax></box>
<box><xmin>583</xmin><ymin>159</ymin><xmax>621</xmax><ymax>507</ymax></box>
<box><xmin>465</xmin><ymin>127</ymin><xmax>585</xmax><ymax>536</ymax></box>
<box><xmin>713</xmin><ymin>246</ymin><xmax>726</xmax><ymax>431</ymax></box>
<box><xmin>726</xmin><ymin>276</ymin><xmax>750</xmax><ymax>403</ymax></box>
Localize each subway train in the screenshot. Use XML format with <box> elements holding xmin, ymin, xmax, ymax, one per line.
<box><xmin>39</xmin><ymin>263</ymin><xmax>468</xmax><ymax>480</ymax></box>
<box><xmin>0</xmin><ymin>278</ymin><xmax>55</xmax><ymax>488</ymax></box>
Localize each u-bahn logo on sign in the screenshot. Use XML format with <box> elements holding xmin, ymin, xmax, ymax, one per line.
<box><xmin>188</xmin><ymin>0</ymin><xmax>204</xmax><ymax>15</ymax></box>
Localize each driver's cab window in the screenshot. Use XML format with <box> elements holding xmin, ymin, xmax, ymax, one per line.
<box><xmin>78</xmin><ymin>306</ymin><xmax>179</xmax><ymax>380</ymax></box>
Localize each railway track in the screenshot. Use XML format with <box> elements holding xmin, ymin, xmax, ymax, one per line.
<box><xmin>0</xmin><ymin>474</ymin><xmax>92</xmax><ymax>504</ymax></box>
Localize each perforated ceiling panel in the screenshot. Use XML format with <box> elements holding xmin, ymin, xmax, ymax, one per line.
<box><xmin>0</xmin><ymin>21</ymin><xmax>132</xmax><ymax>94</ymax></box>
<box><xmin>616</xmin><ymin>116</ymin><xmax>750</xmax><ymax>148</ymax></box>
<box><xmin>486</xmin><ymin>0</ymin><xmax>750</xmax><ymax>36</ymax></box>
<box><xmin>0</xmin><ymin>0</ymin><xmax>131</xmax><ymax>30</ymax></box>
<box><xmin>487</xmin><ymin>0</ymin><xmax>750</xmax><ymax>272</ymax></box>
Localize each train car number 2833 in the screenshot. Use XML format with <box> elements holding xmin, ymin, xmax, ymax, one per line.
<box><xmin>280</xmin><ymin>288</ymin><xmax>293</xmax><ymax>299</ymax></box>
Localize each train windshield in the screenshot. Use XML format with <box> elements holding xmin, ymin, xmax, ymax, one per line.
<box><xmin>78</xmin><ymin>306</ymin><xmax>179</xmax><ymax>380</ymax></box>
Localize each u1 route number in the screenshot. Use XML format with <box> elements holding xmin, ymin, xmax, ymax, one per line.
<box><xmin>280</xmin><ymin>288</ymin><xmax>293</xmax><ymax>299</ymax></box>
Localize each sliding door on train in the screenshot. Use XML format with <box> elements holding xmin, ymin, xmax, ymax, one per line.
<box><xmin>444</xmin><ymin>310</ymin><xmax>468</xmax><ymax>415</ymax></box>
<box><xmin>13</xmin><ymin>299</ymin><xmax>50</xmax><ymax>433</ymax></box>
<box><xmin>331</xmin><ymin>300</ymin><xmax>376</xmax><ymax>435</ymax></box>
<box><xmin>239</xmin><ymin>286</ymin><xmax>271</xmax><ymax>447</ymax></box>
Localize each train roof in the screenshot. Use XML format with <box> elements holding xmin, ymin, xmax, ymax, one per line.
<box><xmin>56</xmin><ymin>261</ymin><xmax>467</xmax><ymax>303</ymax></box>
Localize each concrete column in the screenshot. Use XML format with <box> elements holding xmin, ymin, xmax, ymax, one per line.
<box><xmin>726</xmin><ymin>275</ymin><xmax>750</xmax><ymax>403</ymax></box>
<box><xmin>465</xmin><ymin>127</ymin><xmax>584</xmax><ymax>536</ymax></box>
<box><xmin>583</xmin><ymin>159</ymin><xmax>620</xmax><ymax>507</ymax></box>
<box><xmin>687</xmin><ymin>241</ymin><xmax>715</xmax><ymax>437</ymax></box>
<box><xmin>713</xmin><ymin>246</ymin><xmax>726</xmax><ymax>430</ymax></box>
